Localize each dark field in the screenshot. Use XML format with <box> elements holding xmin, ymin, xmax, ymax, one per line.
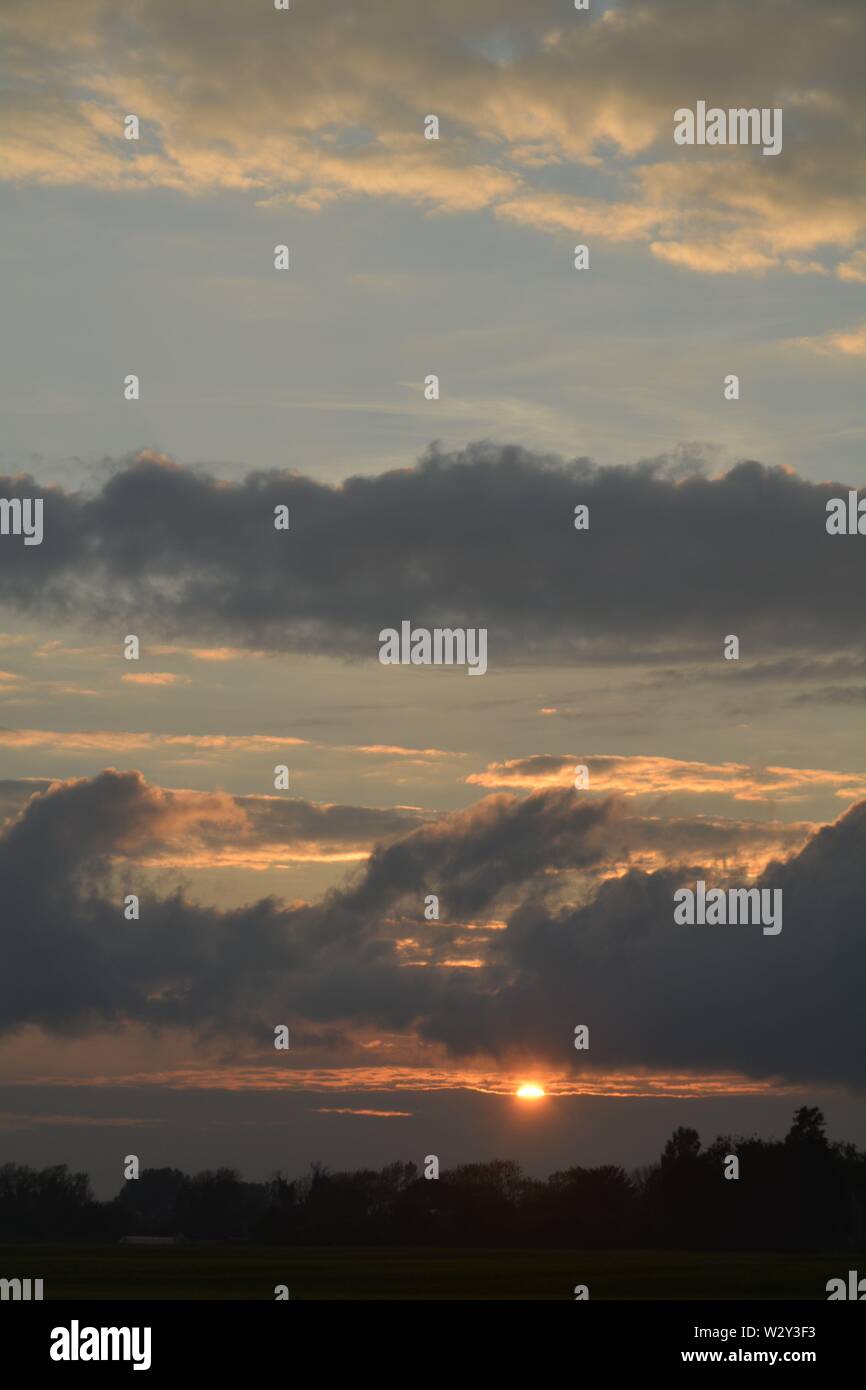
<box><xmin>0</xmin><ymin>1246</ymin><xmax>849</xmax><ymax>1299</ymax></box>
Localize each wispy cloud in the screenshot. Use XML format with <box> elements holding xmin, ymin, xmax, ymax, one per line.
<box><xmin>2</xmin><ymin>0</ymin><xmax>864</xmax><ymax>280</ymax></box>
<box><xmin>793</xmin><ymin>322</ymin><xmax>866</xmax><ymax>358</ymax></box>
<box><xmin>19</xmin><ymin>1065</ymin><xmax>805</xmax><ymax>1101</ymax></box>
<box><xmin>468</xmin><ymin>753</ymin><xmax>866</xmax><ymax>804</ymax></box>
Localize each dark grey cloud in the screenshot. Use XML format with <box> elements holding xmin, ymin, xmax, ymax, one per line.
<box><xmin>791</xmin><ymin>685</ymin><xmax>866</xmax><ymax>706</ymax></box>
<box><xmin>234</xmin><ymin>794</ymin><xmax>429</xmax><ymax>850</ymax></box>
<box><xmin>0</xmin><ymin>769</ymin><xmax>862</xmax><ymax>1088</ymax></box>
<box><xmin>1</xmin><ymin>447</ymin><xmax>864</xmax><ymax>664</ymax></box>
<box><xmin>0</xmin><ymin>775</ymin><xmax>428</xmax><ymax>857</ymax></box>
<box><xmin>362</xmin><ymin>792</ymin><xmax>866</xmax><ymax>1088</ymax></box>
<box><xmin>640</xmin><ymin>655</ymin><xmax>866</xmax><ymax>689</ymax></box>
<box><xmin>345</xmin><ymin>787</ymin><xmax>810</xmax><ymax>916</ymax></box>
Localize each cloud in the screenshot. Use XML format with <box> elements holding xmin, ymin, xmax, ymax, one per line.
<box><xmin>792</xmin><ymin>685</ymin><xmax>866</xmax><ymax>706</ymax></box>
<box><xmin>0</xmin><ymin>772</ymin><xmax>430</xmax><ymax>868</ymax></box>
<box><xmin>2</xmin><ymin>448</ymin><xmax>865</xmax><ymax>664</ymax></box>
<box><xmin>0</xmin><ymin>769</ymin><xmax>441</xmax><ymax>1042</ymax></box>
<box><xmin>793</xmin><ymin>322</ymin><xmax>866</xmax><ymax>357</ymax></box>
<box><xmin>42</xmin><ymin>1065</ymin><xmax>798</xmax><ymax>1100</ymax></box>
<box><xmin>0</xmin><ymin>728</ymin><xmax>308</xmax><ymax>754</ymax></box>
<box><xmin>121</xmin><ymin>672</ymin><xmax>190</xmax><ymax>687</ymax></box>
<box><xmin>0</xmin><ymin>1111</ymin><xmax>158</xmax><ymax>1131</ymax></box>
<box><xmin>316</xmin><ymin>1107</ymin><xmax>413</xmax><ymax>1117</ymax></box>
<box><xmin>1</xmin><ymin>0</ymin><xmax>864</xmax><ymax>277</ymax></box>
<box><xmin>152</xmin><ymin>647</ymin><xmax>268</xmax><ymax>663</ymax></box>
<box><xmin>468</xmin><ymin>753</ymin><xmax>866</xmax><ymax>804</ymax></box>
<box><xmin>837</xmin><ymin>250</ymin><xmax>866</xmax><ymax>283</ymax></box>
<box><xmin>0</xmin><ymin>729</ymin><xmax>456</xmax><ymax>788</ymax></box>
<box><xmin>1</xmin><ymin>769</ymin><xmax>864</xmax><ymax>1089</ymax></box>
<box><xmin>649</xmin><ymin>238</ymin><xmax>777</xmax><ymax>276</ymax></box>
<box><xmin>495</xmin><ymin>191</ymin><xmax>667</xmax><ymax>243</ymax></box>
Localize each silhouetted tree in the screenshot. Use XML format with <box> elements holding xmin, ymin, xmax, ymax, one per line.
<box><xmin>109</xmin><ymin>1166</ymin><xmax>187</xmax><ymax>1237</ymax></box>
<box><xmin>0</xmin><ymin>1162</ymin><xmax>96</xmax><ymax>1240</ymax></box>
<box><xmin>4</xmin><ymin>1108</ymin><xmax>865</xmax><ymax>1249</ymax></box>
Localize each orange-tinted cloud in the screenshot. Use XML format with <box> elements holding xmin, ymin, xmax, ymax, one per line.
<box><xmin>0</xmin><ymin>728</ymin><xmax>454</xmax><ymax>765</ymax></box>
<box><xmin>0</xmin><ymin>771</ymin><xmax>430</xmax><ymax>868</ymax></box>
<box><xmin>2</xmin><ymin>0</ymin><xmax>864</xmax><ymax>282</ymax></box>
<box><xmin>121</xmin><ymin>672</ymin><xmax>189</xmax><ymax>687</ymax></box>
<box><xmin>316</xmin><ymin>1106</ymin><xmax>413</xmax><ymax>1117</ymax></box>
<box><xmin>793</xmin><ymin>322</ymin><xmax>866</xmax><ymax>357</ymax></box>
<box><xmin>468</xmin><ymin>753</ymin><xmax>866</xmax><ymax>804</ymax></box>
<box><xmin>0</xmin><ymin>728</ymin><xmax>307</xmax><ymax>753</ymax></box>
<box><xmin>23</xmin><ymin>1064</ymin><xmax>805</xmax><ymax>1101</ymax></box>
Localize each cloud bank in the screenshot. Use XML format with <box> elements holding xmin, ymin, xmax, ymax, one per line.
<box><xmin>2</xmin><ymin>447</ymin><xmax>865</xmax><ymax>664</ymax></box>
<box><xmin>2</xmin><ymin>0</ymin><xmax>865</xmax><ymax>277</ymax></box>
<box><xmin>1</xmin><ymin>769</ymin><xmax>863</xmax><ymax>1089</ymax></box>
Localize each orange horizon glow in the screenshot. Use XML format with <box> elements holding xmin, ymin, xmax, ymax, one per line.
<box><xmin>516</xmin><ymin>1083</ymin><xmax>546</xmax><ymax>1100</ymax></box>
<box><xmin>8</xmin><ymin>1063</ymin><xmax>810</xmax><ymax>1101</ymax></box>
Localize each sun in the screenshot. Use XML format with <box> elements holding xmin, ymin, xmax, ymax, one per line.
<box><xmin>516</xmin><ymin>1083</ymin><xmax>545</xmax><ymax>1100</ymax></box>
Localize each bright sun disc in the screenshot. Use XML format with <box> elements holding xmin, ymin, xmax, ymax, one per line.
<box><xmin>516</xmin><ymin>1083</ymin><xmax>545</xmax><ymax>1100</ymax></box>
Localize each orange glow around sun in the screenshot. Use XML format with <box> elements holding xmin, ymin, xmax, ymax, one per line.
<box><xmin>516</xmin><ymin>1083</ymin><xmax>545</xmax><ymax>1100</ymax></box>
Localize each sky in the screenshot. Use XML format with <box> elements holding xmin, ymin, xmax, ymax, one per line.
<box><xmin>1</xmin><ymin>0</ymin><xmax>865</xmax><ymax>1198</ymax></box>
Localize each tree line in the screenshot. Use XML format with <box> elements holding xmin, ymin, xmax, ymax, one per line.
<box><xmin>2</xmin><ymin>1108</ymin><xmax>864</xmax><ymax>1248</ymax></box>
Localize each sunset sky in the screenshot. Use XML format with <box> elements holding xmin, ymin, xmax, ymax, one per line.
<box><xmin>1</xmin><ymin>0</ymin><xmax>865</xmax><ymax>1197</ymax></box>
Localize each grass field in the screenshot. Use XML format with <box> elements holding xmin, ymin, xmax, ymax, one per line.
<box><xmin>0</xmin><ymin>1246</ymin><xmax>850</xmax><ymax>1299</ymax></box>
